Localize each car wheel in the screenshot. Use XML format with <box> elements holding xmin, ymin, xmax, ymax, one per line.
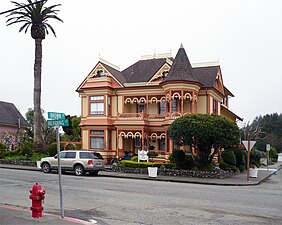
<box><xmin>90</xmin><ymin>171</ymin><xmax>99</xmax><ymax>176</ymax></box>
<box><xmin>74</xmin><ymin>165</ymin><xmax>84</xmax><ymax>176</ymax></box>
<box><xmin>42</xmin><ymin>163</ymin><xmax>51</xmax><ymax>173</ymax></box>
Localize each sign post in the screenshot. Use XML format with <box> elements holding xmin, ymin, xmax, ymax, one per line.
<box><xmin>242</xmin><ymin>133</ymin><xmax>256</xmax><ymax>182</ymax></box>
<box><xmin>266</xmin><ymin>144</ymin><xmax>270</xmax><ymax>171</ymax></box>
<box><xmin>47</xmin><ymin>112</ymin><xmax>69</xmax><ymax>218</ymax></box>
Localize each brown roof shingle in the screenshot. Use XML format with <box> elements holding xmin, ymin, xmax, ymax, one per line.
<box><xmin>163</xmin><ymin>44</ymin><xmax>199</xmax><ymax>84</ymax></box>
<box><xmin>122</xmin><ymin>58</ymin><xmax>167</xmax><ymax>83</ymax></box>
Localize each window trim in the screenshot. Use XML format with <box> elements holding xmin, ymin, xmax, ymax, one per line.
<box><xmin>89</xmin><ymin>129</ymin><xmax>105</xmax><ymax>150</ymax></box>
<box><xmin>89</xmin><ymin>95</ymin><xmax>105</xmax><ymax>116</ymax></box>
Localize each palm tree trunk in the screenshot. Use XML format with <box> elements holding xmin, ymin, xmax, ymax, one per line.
<box><xmin>33</xmin><ymin>39</ymin><xmax>43</xmax><ymax>147</ymax></box>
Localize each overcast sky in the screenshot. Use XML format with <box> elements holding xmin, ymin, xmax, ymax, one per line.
<box><xmin>0</xmin><ymin>0</ymin><xmax>281</xmax><ymax>125</ymax></box>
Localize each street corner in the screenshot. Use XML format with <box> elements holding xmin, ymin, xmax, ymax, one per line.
<box><xmin>0</xmin><ymin>204</ymin><xmax>96</xmax><ymax>225</ymax></box>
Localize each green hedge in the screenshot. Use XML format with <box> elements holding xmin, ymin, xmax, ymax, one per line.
<box><xmin>118</xmin><ymin>160</ymin><xmax>176</xmax><ymax>169</ymax></box>
<box><xmin>221</xmin><ymin>150</ymin><xmax>236</xmax><ymax>165</ymax></box>
<box><xmin>269</xmin><ymin>147</ymin><xmax>278</xmax><ymax>162</ymax></box>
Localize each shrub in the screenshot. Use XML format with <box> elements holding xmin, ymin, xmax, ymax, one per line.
<box><xmin>269</xmin><ymin>147</ymin><xmax>278</xmax><ymax>163</ymax></box>
<box><xmin>131</xmin><ymin>156</ymin><xmax>138</xmax><ymax>162</ymax></box>
<box><xmin>48</xmin><ymin>142</ymin><xmax>63</xmax><ymax>156</ymax></box>
<box><xmin>0</xmin><ymin>142</ymin><xmax>6</xmax><ymax>150</ymax></box>
<box><xmin>221</xmin><ymin>150</ymin><xmax>236</xmax><ymax>165</ymax></box>
<box><xmin>0</xmin><ymin>149</ymin><xmax>8</xmax><ymax>159</ymax></box>
<box><xmin>65</xmin><ymin>143</ymin><xmax>76</xmax><ymax>150</ymax></box>
<box><xmin>219</xmin><ymin>161</ymin><xmax>228</xmax><ymax>170</ymax></box>
<box><xmin>233</xmin><ymin>149</ymin><xmax>247</xmax><ymax>171</ymax></box>
<box><xmin>250</xmin><ymin>149</ymin><xmax>262</xmax><ymax>167</ymax></box>
<box><xmin>16</xmin><ymin>140</ymin><xmax>34</xmax><ymax>156</ymax></box>
<box><xmin>118</xmin><ymin>160</ymin><xmax>175</xmax><ymax>169</ymax></box>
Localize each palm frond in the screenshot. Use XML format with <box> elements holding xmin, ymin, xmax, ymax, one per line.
<box><xmin>6</xmin><ymin>0</ymin><xmax>63</xmax><ymax>37</ymax></box>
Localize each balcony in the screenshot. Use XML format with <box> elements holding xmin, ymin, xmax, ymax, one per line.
<box><xmin>116</xmin><ymin>112</ymin><xmax>191</xmax><ymax>122</ymax></box>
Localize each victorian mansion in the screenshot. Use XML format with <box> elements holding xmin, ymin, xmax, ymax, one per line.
<box><xmin>76</xmin><ymin>44</ymin><xmax>241</xmax><ymax>162</ymax></box>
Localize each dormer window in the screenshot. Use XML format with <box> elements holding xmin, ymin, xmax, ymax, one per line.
<box><xmin>162</xmin><ymin>71</ymin><xmax>169</xmax><ymax>78</ymax></box>
<box><xmin>97</xmin><ymin>70</ymin><xmax>105</xmax><ymax>77</ymax></box>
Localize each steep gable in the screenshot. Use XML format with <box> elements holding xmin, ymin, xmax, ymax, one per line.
<box><xmin>122</xmin><ymin>58</ymin><xmax>168</xmax><ymax>83</ymax></box>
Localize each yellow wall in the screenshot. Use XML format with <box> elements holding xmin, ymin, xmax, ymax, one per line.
<box><xmin>82</xmin><ymin>97</ymin><xmax>88</xmax><ymax>117</ymax></box>
<box><xmin>149</xmin><ymin>103</ymin><xmax>158</xmax><ymax>114</ymax></box>
<box><xmin>112</xmin><ymin>96</ymin><xmax>117</xmax><ymax>116</ymax></box>
<box><xmin>118</xmin><ymin>96</ymin><xmax>123</xmax><ymax>113</ymax></box>
<box><xmin>198</xmin><ymin>96</ymin><xmax>207</xmax><ymax>114</ymax></box>
<box><xmin>82</xmin><ymin>129</ymin><xmax>88</xmax><ymax>149</ymax></box>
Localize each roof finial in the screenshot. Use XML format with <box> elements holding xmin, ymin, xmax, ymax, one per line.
<box><xmin>180</xmin><ymin>43</ymin><xmax>184</xmax><ymax>49</ymax></box>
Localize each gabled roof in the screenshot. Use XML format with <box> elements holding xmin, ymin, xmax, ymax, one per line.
<box><xmin>163</xmin><ymin>44</ymin><xmax>199</xmax><ymax>83</ymax></box>
<box><xmin>192</xmin><ymin>66</ymin><xmax>219</xmax><ymax>87</ymax></box>
<box><xmin>122</xmin><ymin>58</ymin><xmax>168</xmax><ymax>83</ymax></box>
<box><xmin>100</xmin><ymin>62</ymin><xmax>127</xmax><ymax>84</ymax></box>
<box><xmin>0</xmin><ymin>101</ymin><xmax>29</xmax><ymax>128</ymax></box>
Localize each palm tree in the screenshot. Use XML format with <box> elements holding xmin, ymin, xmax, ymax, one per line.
<box><xmin>6</xmin><ymin>0</ymin><xmax>63</xmax><ymax>148</ymax></box>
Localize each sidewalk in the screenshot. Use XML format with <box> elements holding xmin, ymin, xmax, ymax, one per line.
<box><xmin>0</xmin><ymin>162</ymin><xmax>281</xmax><ymax>186</ymax></box>
<box><xmin>0</xmin><ymin>205</ymin><xmax>93</xmax><ymax>225</ymax></box>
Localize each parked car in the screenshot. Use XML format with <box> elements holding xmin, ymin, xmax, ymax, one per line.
<box><xmin>40</xmin><ymin>150</ymin><xmax>105</xmax><ymax>176</ymax></box>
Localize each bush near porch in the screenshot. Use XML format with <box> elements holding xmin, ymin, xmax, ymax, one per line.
<box><xmin>118</xmin><ymin>160</ymin><xmax>176</xmax><ymax>169</ymax></box>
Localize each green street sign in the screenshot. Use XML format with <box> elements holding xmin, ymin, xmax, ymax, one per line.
<box><xmin>48</xmin><ymin>112</ymin><xmax>65</xmax><ymax>120</ymax></box>
<box><xmin>47</xmin><ymin>119</ymin><xmax>69</xmax><ymax>127</ymax></box>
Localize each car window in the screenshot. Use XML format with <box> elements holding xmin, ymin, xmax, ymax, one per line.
<box><xmin>80</xmin><ymin>152</ymin><xmax>93</xmax><ymax>159</ymax></box>
<box><xmin>59</xmin><ymin>152</ymin><xmax>66</xmax><ymax>158</ymax></box>
<box><xmin>65</xmin><ymin>152</ymin><xmax>76</xmax><ymax>159</ymax></box>
<box><xmin>93</xmin><ymin>152</ymin><xmax>103</xmax><ymax>159</ymax></box>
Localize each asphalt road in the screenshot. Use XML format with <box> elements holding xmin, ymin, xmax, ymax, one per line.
<box><xmin>0</xmin><ymin>168</ymin><xmax>281</xmax><ymax>225</ymax></box>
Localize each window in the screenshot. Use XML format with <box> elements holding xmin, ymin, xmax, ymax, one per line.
<box><xmin>159</xmin><ymin>101</ymin><xmax>166</xmax><ymax>114</ymax></box>
<box><xmin>213</xmin><ymin>99</ymin><xmax>218</xmax><ymax>114</ymax></box>
<box><xmin>108</xmin><ymin>96</ymin><xmax>111</xmax><ymax>116</ymax></box>
<box><xmin>135</xmin><ymin>137</ymin><xmax>141</xmax><ymax>147</ymax></box>
<box><xmin>90</xmin><ymin>96</ymin><xmax>104</xmax><ymax>115</ymax></box>
<box><xmin>97</xmin><ymin>70</ymin><xmax>105</xmax><ymax>77</ymax></box>
<box><xmin>138</xmin><ymin>104</ymin><xmax>145</xmax><ymax>113</ymax></box>
<box><xmin>65</xmin><ymin>152</ymin><xmax>76</xmax><ymax>159</ymax></box>
<box><xmin>159</xmin><ymin>139</ymin><xmax>165</xmax><ymax>151</ymax></box>
<box><xmin>59</xmin><ymin>152</ymin><xmax>66</xmax><ymax>158</ymax></box>
<box><xmin>80</xmin><ymin>152</ymin><xmax>94</xmax><ymax>159</ymax></box>
<box><xmin>172</xmin><ymin>99</ymin><xmax>177</xmax><ymax>112</ymax></box>
<box><xmin>90</xmin><ymin>130</ymin><xmax>104</xmax><ymax>150</ymax></box>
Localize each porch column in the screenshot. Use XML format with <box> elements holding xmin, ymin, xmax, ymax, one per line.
<box><xmin>146</xmin><ymin>95</ymin><xmax>149</xmax><ymax>113</ymax></box>
<box><xmin>169</xmin><ymin>90</ymin><xmax>172</xmax><ymax>115</ymax></box>
<box><xmin>141</xmin><ymin>128</ymin><xmax>145</xmax><ymax>150</ymax></box>
<box><xmin>169</xmin><ymin>138</ymin><xmax>173</xmax><ymax>153</ymax></box>
<box><xmin>181</xmin><ymin>90</ymin><xmax>184</xmax><ymax>114</ymax></box>
<box><xmin>191</xmin><ymin>92</ymin><xmax>195</xmax><ymax>114</ymax></box>
<box><xmin>165</xmin><ymin>130</ymin><xmax>168</xmax><ymax>152</ymax></box>
<box><xmin>116</xmin><ymin>128</ymin><xmax>119</xmax><ymax>157</ymax></box>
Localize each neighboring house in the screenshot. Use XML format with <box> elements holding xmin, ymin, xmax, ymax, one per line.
<box><xmin>76</xmin><ymin>44</ymin><xmax>242</xmax><ymax>161</ymax></box>
<box><xmin>0</xmin><ymin>101</ymin><xmax>29</xmax><ymax>149</ymax></box>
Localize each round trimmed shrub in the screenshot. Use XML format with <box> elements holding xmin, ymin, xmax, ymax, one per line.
<box><xmin>221</xmin><ymin>150</ymin><xmax>236</xmax><ymax>165</ymax></box>
<box><xmin>65</xmin><ymin>143</ymin><xmax>76</xmax><ymax>150</ymax></box>
<box><xmin>269</xmin><ymin>147</ymin><xmax>278</xmax><ymax>163</ymax></box>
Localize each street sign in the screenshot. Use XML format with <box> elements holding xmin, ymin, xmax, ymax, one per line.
<box><xmin>48</xmin><ymin>112</ymin><xmax>65</xmax><ymax>120</ymax></box>
<box><xmin>266</xmin><ymin>144</ymin><xmax>270</xmax><ymax>151</ymax></box>
<box><xmin>47</xmin><ymin>119</ymin><xmax>69</xmax><ymax>127</ymax></box>
<box><xmin>242</xmin><ymin>140</ymin><xmax>256</xmax><ymax>151</ymax></box>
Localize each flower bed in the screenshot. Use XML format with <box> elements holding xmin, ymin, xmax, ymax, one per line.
<box><xmin>113</xmin><ymin>166</ymin><xmax>234</xmax><ymax>179</ymax></box>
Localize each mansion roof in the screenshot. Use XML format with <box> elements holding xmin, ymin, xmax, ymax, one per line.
<box><xmin>77</xmin><ymin>44</ymin><xmax>233</xmax><ymax>97</ymax></box>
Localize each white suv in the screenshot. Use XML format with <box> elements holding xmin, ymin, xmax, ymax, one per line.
<box><xmin>40</xmin><ymin>150</ymin><xmax>105</xmax><ymax>176</ymax></box>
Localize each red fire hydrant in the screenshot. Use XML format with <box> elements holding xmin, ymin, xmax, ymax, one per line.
<box><xmin>29</xmin><ymin>183</ymin><xmax>46</xmax><ymax>218</ymax></box>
